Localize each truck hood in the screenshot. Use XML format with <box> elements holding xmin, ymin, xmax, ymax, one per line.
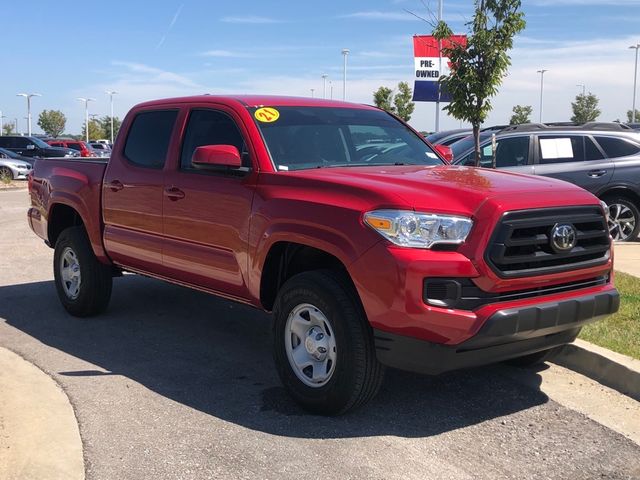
<box><xmin>289</xmin><ymin>165</ymin><xmax>599</xmax><ymax>217</ymax></box>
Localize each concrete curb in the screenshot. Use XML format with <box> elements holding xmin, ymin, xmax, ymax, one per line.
<box><xmin>554</xmin><ymin>339</ymin><xmax>640</xmax><ymax>402</ymax></box>
<box><xmin>0</xmin><ymin>347</ymin><xmax>84</xmax><ymax>480</ymax></box>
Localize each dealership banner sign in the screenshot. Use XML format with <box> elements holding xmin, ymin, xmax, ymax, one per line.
<box><xmin>413</xmin><ymin>35</ymin><xmax>467</xmax><ymax>102</ymax></box>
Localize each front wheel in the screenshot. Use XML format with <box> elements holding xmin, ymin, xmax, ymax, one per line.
<box><xmin>0</xmin><ymin>166</ymin><xmax>14</xmax><ymax>180</ymax></box>
<box><xmin>602</xmin><ymin>196</ymin><xmax>640</xmax><ymax>242</ymax></box>
<box><xmin>53</xmin><ymin>226</ymin><xmax>113</xmax><ymax>317</ymax></box>
<box><xmin>273</xmin><ymin>270</ymin><xmax>384</xmax><ymax>415</ymax></box>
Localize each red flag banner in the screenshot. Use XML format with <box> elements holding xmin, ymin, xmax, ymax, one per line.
<box><xmin>412</xmin><ymin>34</ymin><xmax>467</xmax><ymax>102</ymax></box>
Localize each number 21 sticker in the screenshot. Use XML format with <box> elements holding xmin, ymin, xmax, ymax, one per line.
<box><xmin>255</xmin><ymin>107</ymin><xmax>280</xmax><ymax>123</ymax></box>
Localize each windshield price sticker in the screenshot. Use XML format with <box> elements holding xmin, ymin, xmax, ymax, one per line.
<box><xmin>255</xmin><ymin>107</ymin><xmax>280</xmax><ymax>123</ymax></box>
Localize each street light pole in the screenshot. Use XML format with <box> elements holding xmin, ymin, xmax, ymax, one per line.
<box><xmin>536</xmin><ymin>69</ymin><xmax>548</xmax><ymax>123</ymax></box>
<box><xmin>630</xmin><ymin>45</ymin><xmax>640</xmax><ymax>122</ymax></box>
<box><xmin>341</xmin><ymin>48</ymin><xmax>350</xmax><ymax>101</ymax></box>
<box><xmin>576</xmin><ymin>84</ymin><xmax>586</xmax><ymax>96</ymax></box>
<box><xmin>16</xmin><ymin>93</ymin><xmax>41</xmax><ymax>136</ymax></box>
<box><xmin>77</xmin><ymin>97</ymin><xmax>95</xmax><ymax>143</ymax></box>
<box><xmin>310</xmin><ymin>88</ymin><xmax>315</xmax><ymax>98</ymax></box>
<box><xmin>106</xmin><ymin>90</ymin><xmax>118</xmax><ymax>144</ymax></box>
<box><xmin>0</xmin><ymin>111</ymin><xmax>4</xmax><ymax>136</ymax></box>
<box><xmin>329</xmin><ymin>81</ymin><xmax>333</xmax><ymax>100</ymax></box>
<box><xmin>321</xmin><ymin>74</ymin><xmax>328</xmax><ymax>99</ymax></box>
<box><xmin>435</xmin><ymin>0</ymin><xmax>443</xmax><ymax>133</ymax></box>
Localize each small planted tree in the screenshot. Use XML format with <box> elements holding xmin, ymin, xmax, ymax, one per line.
<box><xmin>433</xmin><ymin>0</ymin><xmax>526</xmax><ymax>166</ymax></box>
<box><xmin>627</xmin><ymin>109</ymin><xmax>640</xmax><ymax>123</ymax></box>
<box><xmin>372</xmin><ymin>82</ymin><xmax>416</xmax><ymax>121</ymax></box>
<box><xmin>571</xmin><ymin>93</ymin><xmax>600</xmax><ymax>124</ymax></box>
<box><xmin>373</xmin><ymin>86</ymin><xmax>395</xmax><ymax>114</ymax></box>
<box><xmin>38</xmin><ymin>110</ymin><xmax>67</xmax><ymax>138</ymax></box>
<box><xmin>81</xmin><ymin>119</ymin><xmax>104</xmax><ymax>141</ymax></box>
<box><xmin>2</xmin><ymin>122</ymin><xmax>15</xmax><ymax>135</ymax></box>
<box><xmin>510</xmin><ymin>105</ymin><xmax>532</xmax><ymax>125</ymax></box>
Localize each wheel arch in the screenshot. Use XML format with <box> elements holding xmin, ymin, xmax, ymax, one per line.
<box><xmin>259</xmin><ymin>241</ymin><xmax>360</xmax><ymax>312</ymax></box>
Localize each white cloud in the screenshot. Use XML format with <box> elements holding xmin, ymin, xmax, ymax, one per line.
<box><xmin>220</xmin><ymin>15</ymin><xmax>281</xmax><ymax>24</ymax></box>
<box><xmin>200</xmin><ymin>50</ymin><xmax>240</xmax><ymax>58</ymax></box>
<box><xmin>340</xmin><ymin>11</ymin><xmax>420</xmax><ymax>21</ymax></box>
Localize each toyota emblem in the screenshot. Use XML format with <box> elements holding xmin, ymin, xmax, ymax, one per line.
<box><xmin>550</xmin><ymin>223</ymin><xmax>577</xmax><ymax>252</ymax></box>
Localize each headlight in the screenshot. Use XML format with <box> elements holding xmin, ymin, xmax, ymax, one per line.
<box><xmin>364</xmin><ymin>210</ymin><xmax>473</xmax><ymax>249</ymax></box>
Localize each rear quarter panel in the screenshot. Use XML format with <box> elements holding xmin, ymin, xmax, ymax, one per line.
<box><xmin>29</xmin><ymin>158</ymin><xmax>110</xmax><ymax>263</ymax></box>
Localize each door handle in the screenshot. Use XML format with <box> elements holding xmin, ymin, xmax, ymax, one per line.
<box><xmin>588</xmin><ymin>169</ymin><xmax>607</xmax><ymax>178</ymax></box>
<box><xmin>108</xmin><ymin>180</ymin><xmax>124</xmax><ymax>192</ymax></box>
<box><xmin>164</xmin><ymin>186</ymin><xmax>185</xmax><ymax>201</ymax></box>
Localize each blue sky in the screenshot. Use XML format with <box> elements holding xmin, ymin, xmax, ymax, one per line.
<box><xmin>2</xmin><ymin>0</ymin><xmax>640</xmax><ymax>134</ymax></box>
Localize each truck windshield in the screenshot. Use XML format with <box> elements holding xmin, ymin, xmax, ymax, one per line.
<box><xmin>251</xmin><ymin>106</ymin><xmax>443</xmax><ymax>171</ymax></box>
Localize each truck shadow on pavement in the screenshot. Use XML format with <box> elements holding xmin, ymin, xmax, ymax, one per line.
<box><xmin>0</xmin><ymin>275</ymin><xmax>549</xmax><ymax>439</ymax></box>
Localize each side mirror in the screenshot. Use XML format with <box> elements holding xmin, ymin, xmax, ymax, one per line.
<box><xmin>26</xmin><ymin>144</ymin><xmax>36</xmax><ymax>150</ymax></box>
<box><xmin>434</xmin><ymin>144</ymin><xmax>453</xmax><ymax>163</ymax></box>
<box><xmin>192</xmin><ymin>145</ymin><xmax>243</xmax><ymax>170</ymax></box>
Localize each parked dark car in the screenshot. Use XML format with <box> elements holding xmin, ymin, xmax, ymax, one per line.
<box><xmin>426</xmin><ymin>128</ymin><xmax>472</xmax><ymax>147</ymax></box>
<box><xmin>0</xmin><ymin>136</ymin><xmax>79</xmax><ymax>158</ymax></box>
<box><xmin>452</xmin><ymin>123</ymin><xmax>640</xmax><ymax>241</ymax></box>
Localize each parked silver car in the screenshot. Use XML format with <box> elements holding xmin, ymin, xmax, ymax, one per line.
<box><xmin>0</xmin><ymin>147</ymin><xmax>32</xmax><ymax>180</ymax></box>
<box><xmin>89</xmin><ymin>142</ymin><xmax>111</xmax><ymax>158</ymax></box>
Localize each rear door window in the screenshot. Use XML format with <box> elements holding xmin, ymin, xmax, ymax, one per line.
<box><xmin>585</xmin><ymin>137</ymin><xmax>605</xmax><ymax>161</ymax></box>
<box><xmin>594</xmin><ymin>136</ymin><xmax>640</xmax><ymax>158</ymax></box>
<box><xmin>538</xmin><ymin>136</ymin><xmax>585</xmax><ymax>164</ymax></box>
<box><xmin>124</xmin><ymin>110</ymin><xmax>178</xmax><ymax>168</ymax></box>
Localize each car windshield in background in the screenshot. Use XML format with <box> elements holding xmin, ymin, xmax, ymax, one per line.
<box><xmin>251</xmin><ymin>106</ymin><xmax>443</xmax><ymax>171</ymax></box>
<box><xmin>32</xmin><ymin>137</ymin><xmax>52</xmax><ymax>149</ymax></box>
<box><xmin>450</xmin><ymin>132</ymin><xmax>492</xmax><ymax>160</ymax></box>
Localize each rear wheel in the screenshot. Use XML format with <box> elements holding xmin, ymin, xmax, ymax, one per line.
<box><xmin>273</xmin><ymin>270</ymin><xmax>384</xmax><ymax>415</ymax></box>
<box><xmin>53</xmin><ymin>226</ymin><xmax>112</xmax><ymax>317</ymax></box>
<box><xmin>602</xmin><ymin>195</ymin><xmax>640</xmax><ymax>242</ymax></box>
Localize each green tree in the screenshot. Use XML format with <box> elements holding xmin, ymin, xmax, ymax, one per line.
<box><xmin>434</xmin><ymin>0</ymin><xmax>526</xmax><ymax>166</ymax></box>
<box><xmin>373</xmin><ymin>86</ymin><xmax>395</xmax><ymax>114</ymax></box>
<box><xmin>37</xmin><ymin>110</ymin><xmax>67</xmax><ymax>138</ymax></box>
<box><xmin>509</xmin><ymin>105</ymin><xmax>532</xmax><ymax>125</ymax></box>
<box><xmin>571</xmin><ymin>93</ymin><xmax>600</xmax><ymax>124</ymax></box>
<box><xmin>627</xmin><ymin>109</ymin><xmax>640</xmax><ymax>123</ymax></box>
<box><xmin>393</xmin><ymin>82</ymin><xmax>415</xmax><ymax>122</ymax></box>
<box><xmin>2</xmin><ymin>122</ymin><xmax>15</xmax><ymax>135</ymax></box>
<box><xmin>372</xmin><ymin>82</ymin><xmax>416</xmax><ymax>121</ymax></box>
<box><xmin>99</xmin><ymin>116</ymin><xmax>122</xmax><ymax>141</ymax></box>
<box><xmin>81</xmin><ymin>119</ymin><xmax>105</xmax><ymax>141</ymax></box>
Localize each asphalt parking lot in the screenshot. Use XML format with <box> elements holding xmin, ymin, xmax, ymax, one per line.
<box><xmin>1</xmin><ymin>188</ymin><xmax>640</xmax><ymax>480</ymax></box>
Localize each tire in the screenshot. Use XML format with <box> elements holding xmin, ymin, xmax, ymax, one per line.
<box><xmin>273</xmin><ymin>270</ymin><xmax>385</xmax><ymax>415</ymax></box>
<box><xmin>505</xmin><ymin>346</ymin><xmax>561</xmax><ymax>367</ymax></box>
<box><xmin>602</xmin><ymin>195</ymin><xmax>640</xmax><ymax>242</ymax></box>
<box><xmin>53</xmin><ymin>226</ymin><xmax>112</xmax><ymax>317</ymax></box>
<box><xmin>0</xmin><ymin>166</ymin><xmax>14</xmax><ymax>180</ymax></box>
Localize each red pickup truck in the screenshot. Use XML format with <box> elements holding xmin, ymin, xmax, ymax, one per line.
<box><xmin>28</xmin><ymin>95</ymin><xmax>619</xmax><ymax>414</ymax></box>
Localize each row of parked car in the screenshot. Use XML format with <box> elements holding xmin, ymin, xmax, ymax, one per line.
<box><xmin>0</xmin><ymin>135</ymin><xmax>112</xmax><ymax>181</ymax></box>
<box><xmin>426</xmin><ymin>122</ymin><xmax>640</xmax><ymax>242</ymax></box>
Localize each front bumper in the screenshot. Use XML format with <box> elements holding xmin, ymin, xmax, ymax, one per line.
<box><xmin>373</xmin><ymin>288</ymin><xmax>619</xmax><ymax>375</ymax></box>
